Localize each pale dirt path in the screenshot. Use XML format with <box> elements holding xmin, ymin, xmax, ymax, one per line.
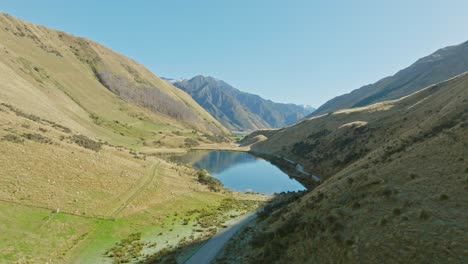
<box><xmin>185</xmin><ymin>212</ymin><xmax>257</xmax><ymax>264</ymax></box>
<box><xmin>109</xmin><ymin>162</ymin><xmax>159</xmax><ymax>217</ymax></box>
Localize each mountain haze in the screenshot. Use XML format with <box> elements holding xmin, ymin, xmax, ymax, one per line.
<box><xmin>172</xmin><ymin>75</ymin><xmax>314</xmax><ymax>131</ymax></box>
<box><xmin>314</xmin><ymin>40</ymin><xmax>468</xmax><ymax>116</ymax></box>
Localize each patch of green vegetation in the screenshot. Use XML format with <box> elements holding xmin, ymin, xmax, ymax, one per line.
<box><xmin>17</xmin><ymin>57</ymin><xmax>51</xmax><ymax>83</ymax></box>
<box><xmin>22</xmin><ymin>133</ymin><xmax>51</xmax><ymax>144</ymax></box>
<box><xmin>88</xmin><ymin>112</ymin><xmax>169</xmax><ymax>145</ymax></box>
<box><xmin>75</xmin><ymin>191</ymin><xmax>226</xmax><ymax>263</ymax></box>
<box><xmin>121</xmin><ymin>63</ymin><xmax>151</xmax><ymax>85</ymax></box>
<box><xmin>0</xmin><ymin>201</ymin><xmax>95</xmax><ymax>263</ymax></box>
<box><xmin>257</xmin><ymin>192</ymin><xmax>304</xmax><ymax>221</ymax></box>
<box><xmin>232</xmin><ymin>135</ymin><xmax>244</xmax><ymax>142</ymax></box>
<box><xmin>1</xmin><ymin>103</ymin><xmax>41</xmax><ymax>122</ymax></box>
<box><xmin>71</xmin><ymin>134</ymin><xmax>102</xmax><ymax>151</ymax></box>
<box><xmin>105</xmin><ymin>232</ymin><xmax>145</xmax><ymax>263</ymax></box>
<box><xmin>0</xmin><ymin>103</ymin><xmax>71</xmax><ymax>133</ymax></box>
<box><xmin>204</xmin><ymin>134</ymin><xmax>228</xmax><ymax>143</ymax></box>
<box><xmin>2</xmin><ymin>134</ymin><xmax>24</xmax><ymax>144</ymax></box>
<box><xmin>196</xmin><ymin>170</ymin><xmax>223</xmax><ymax>192</ymax></box>
<box><xmin>144</xmin><ymin>198</ymin><xmax>263</xmax><ymax>263</ymax></box>
<box><xmin>184</xmin><ymin>138</ymin><xmax>199</xmax><ymax>148</ymax></box>
<box><xmin>188</xmin><ymin>198</ymin><xmax>262</xmax><ymax>229</ymax></box>
<box><xmin>89</xmin><ymin>112</ymin><xmax>103</xmax><ymax>125</ymax></box>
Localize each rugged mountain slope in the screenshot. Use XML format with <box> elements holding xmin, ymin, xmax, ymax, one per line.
<box><xmin>0</xmin><ymin>12</ymin><xmax>228</xmax><ymax>149</ymax></box>
<box><xmin>221</xmin><ymin>72</ymin><xmax>468</xmax><ymax>263</ymax></box>
<box><xmin>314</xmin><ymin>40</ymin><xmax>468</xmax><ymax>116</ymax></box>
<box><xmin>172</xmin><ymin>75</ymin><xmax>314</xmax><ymax>131</ymax></box>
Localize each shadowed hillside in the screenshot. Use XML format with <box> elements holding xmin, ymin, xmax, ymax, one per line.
<box><xmin>172</xmin><ymin>75</ymin><xmax>314</xmax><ymax>131</ymax></box>
<box><xmin>219</xmin><ymin>71</ymin><xmax>468</xmax><ymax>263</ymax></box>
<box><xmin>313</xmin><ymin>40</ymin><xmax>468</xmax><ymax>116</ymax></box>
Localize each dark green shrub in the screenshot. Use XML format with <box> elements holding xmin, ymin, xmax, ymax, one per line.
<box><xmin>71</xmin><ymin>134</ymin><xmax>102</xmax><ymax>151</ymax></box>
<box><xmin>22</xmin><ymin>133</ymin><xmax>51</xmax><ymax>144</ymax></box>
<box><xmin>2</xmin><ymin>134</ymin><xmax>24</xmax><ymax>144</ymax></box>
<box><xmin>89</xmin><ymin>113</ymin><xmax>102</xmax><ymax>125</ymax></box>
<box><xmin>250</xmin><ymin>232</ymin><xmax>274</xmax><ymax>248</ymax></box>
<box><xmin>204</xmin><ymin>134</ymin><xmax>228</xmax><ymax>143</ymax></box>
<box><xmin>419</xmin><ymin>210</ymin><xmax>430</xmax><ymax>220</ymax></box>
<box><xmin>197</xmin><ymin>170</ymin><xmax>223</xmax><ymax>192</ymax></box>
<box><xmin>184</xmin><ymin>138</ymin><xmax>199</xmax><ymax>148</ymax></box>
<box><xmin>105</xmin><ymin>232</ymin><xmax>144</xmax><ymax>263</ymax></box>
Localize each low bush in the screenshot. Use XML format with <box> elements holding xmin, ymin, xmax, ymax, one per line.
<box><xmin>184</xmin><ymin>138</ymin><xmax>199</xmax><ymax>148</ymax></box>
<box><xmin>22</xmin><ymin>133</ymin><xmax>51</xmax><ymax>144</ymax></box>
<box><xmin>250</xmin><ymin>232</ymin><xmax>275</xmax><ymax>248</ymax></box>
<box><xmin>197</xmin><ymin>170</ymin><xmax>223</xmax><ymax>192</ymax></box>
<box><xmin>204</xmin><ymin>134</ymin><xmax>228</xmax><ymax>143</ymax></box>
<box><xmin>2</xmin><ymin>134</ymin><xmax>24</xmax><ymax>144</ymax></box>
<box><xmin>71</xmin><ymin>134</ymin><xmax>102</xmax><ymax>151</ymax></box>
<box><xmin>439</xmin><ymin>194</ymin><xmax>449</xmax><ymax>201</ymax></box>
<box><xmin>419</xmin><ymin>210</ymin><xmax>430</xmax><ymax>220</ymax></box>
<box><xmin>105</xmin><ymin>232</ymin><xmax>144</xmax><ymax>263</ymax></box>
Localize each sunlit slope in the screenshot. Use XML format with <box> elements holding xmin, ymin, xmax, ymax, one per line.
<box><xmin>0</xmin><ymin>13</ymin><xmax>228</xmax><ymax>149</ymax></box>
<box><xmin>249</xmin><ymin>72</ymin><xmax>468</xmax><ymax>180</ymax></box>
<box><xmin>0</xmin><ymin>101</ymin><xmax>239</xmax><ymax>262</ymax></box>
<box><xmin>234</xmin><ymin>72</ymin><xmax>468</xmax><ymax>263</ymax></box>
<box><xmin>0</xmin><ymin>13</ymin><xmax>232</xmax><ymax>263</ymax></box>
<box><xmin>313</xmin><ymin>40</ymin><xmax>468</xmax><ymax>116</ymax></box>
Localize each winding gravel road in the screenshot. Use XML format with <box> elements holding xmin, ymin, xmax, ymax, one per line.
<box><xmin>185</xmin><ymin>212</ymin><xmax>257</xmax><ymax>264</ymax></box>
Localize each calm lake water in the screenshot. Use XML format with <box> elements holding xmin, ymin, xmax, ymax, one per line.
<box><xmin>168</xmin><ymin>150</ymin><xmax>305</xmax><ymax>194</ymax></box>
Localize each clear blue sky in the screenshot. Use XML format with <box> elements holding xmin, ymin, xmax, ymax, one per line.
<box><xmin>1</xmin><ymin>0</ymin><xmax>468</xmax><ymax>107</ymax></box>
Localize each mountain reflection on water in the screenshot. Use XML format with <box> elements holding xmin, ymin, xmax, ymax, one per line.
<box><xmin>169</xmin><ymin>150</ymin><xmax>305</xmax><ymax>194</ymax></box>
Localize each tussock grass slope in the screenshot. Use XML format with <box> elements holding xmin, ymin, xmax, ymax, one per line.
<box><xmin>224</xmin><ymin>72</ymin><xmax>468</xmax><ymax>263</ymax></box>
<box><xmin>0</xmin><ymin>13</ymin><xmax>249</xmax><ymax>263</ymax></box>
<box><xmin>313</xmin><ymin>40</ymin><xmax>468</xmax><ymax>116</ymax></box>
<box><xmin>0</xmin><ymin>12</ymin><xmax>228</xmax><ymax>150</ymax></box>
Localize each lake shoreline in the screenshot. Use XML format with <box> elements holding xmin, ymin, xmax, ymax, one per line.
<box><xmin>167</xmin><ymin>150</ymin><xmax>306</xmax><ymax>195</ymax></box>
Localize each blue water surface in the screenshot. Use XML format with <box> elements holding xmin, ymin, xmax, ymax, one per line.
<box><xmin>170</xmin><ymin>150</ymin><xmax>305</xmax><ymax>194</ymax></box>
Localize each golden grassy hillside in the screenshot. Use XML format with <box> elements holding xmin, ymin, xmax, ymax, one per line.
<box><xmin>0</xmin><ymin>13</ymin><xmax>228</xmax><ymax>151</ymax></box>
<box><xmin>0</xmin><ymin>82</ymin><xmax>241</xmax><ymax>261</ymax></box>
<box><xmin>0</xmin><ymin>94</ymin><xmax>265</xmax><ymax>263</ymax></box>
<box><xmin>0</xmin><ymin>13</ymin><xmax>269</xmax><ymax>264</ymax></box>
<box><xmin>220</xmin><ymin>72</ymin><xmax>468</xmax><ymax>263</ymax></box>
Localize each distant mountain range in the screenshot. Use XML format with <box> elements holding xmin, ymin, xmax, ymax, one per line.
<box><xmin>313</xmin><ymin>40</ymin><xmax>468</xmax><ymax>116</ymax></box>
<box><xmin>169</xmin><ymin>75</ymin><xmax>315</xmax><ymax>131</ymax></box>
